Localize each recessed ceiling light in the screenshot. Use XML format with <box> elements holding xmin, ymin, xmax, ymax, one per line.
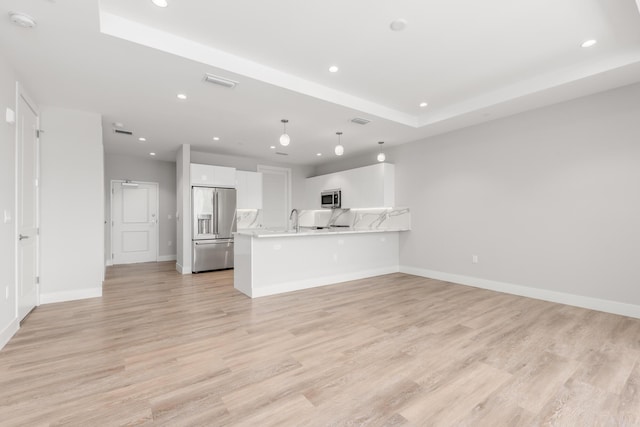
<box><xmin>316</xmin><ymin>153</ymin><xmax>322</xmax><ymax>157</ymax></box>
<box><xmin>270</xmin><ymin>145</ymin><xmax>276</xmax><ymax>149</ymax></box>
<box><xmin>138</xmin><ymin>137</ymin><xmax>146</xmax><ymax>142</ymax></box>
<box><xmin>9</xmin><ymin>12</ymin><xmax>37</xmax><ymax>28</ymax></box>
<box><xmin>213</xmin><ymin>136</ymin><xmax>220</xmax><ymax>141</ymax></box>
<box><xmin>581</xmin><ymin>39</ymin><xmax>597</xmax><ymax>48</ymax></box>
<box><xmin>177</xmin><ymin>93</ymin><xmax>187</xmax><ymax>100</ymax></box>
<box><xmin>149</xmin><ymin>152</ymin><xmax>156</xmax><ymax>156</ymax></box>
<box><xmin>419</xmin><ymin>102</ymin><xmax>428</xmax><ymax>108</ymax></box>
<box><xmin>390</xmin><ymin>19</ymin><xmax>408</xmax><ymax>32</ymax></box>
<box><xmin>151</xmin><ymin>0</ymin><xmax>168</xmax><ymax>7</ymax></box>
<box><xmin>112</xmin><ymin>122</ymin><xmax>124</xmax><ymax>128</ymax></box>
<box><xmin>328</xmin><ymin>65</ymin><xmax>339</xmax><ymax>73</ymax></box>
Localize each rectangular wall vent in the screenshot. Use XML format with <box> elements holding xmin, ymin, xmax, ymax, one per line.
<box><xmin>351</xmin><ymin>117</ymin><xmax>371</xmax><ymax>125</ymax></box>
<box><xmin>203</xmin><ymin>73</ymin><xmax>238</xmax><ymax>89</ymax></box>
<box><xmin>113</xmin><ymin>129</ymin><xmax>133</xmax><ymax>135</ymax></box>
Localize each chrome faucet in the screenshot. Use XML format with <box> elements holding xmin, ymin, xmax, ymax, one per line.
<box><xmin>290</xmin><ymin>208</ymin><xmax>300</xmax><ymax>232</ymax></box>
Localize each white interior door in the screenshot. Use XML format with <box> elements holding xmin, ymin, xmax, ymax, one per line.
<box><xmin>17</xmin><ymin>88</ymin><xmax>39</xmax><ymax>321</ymax></box>
<box><xmin>111</xmin><ymin>181</ymin><xmax>158</xmax><ymax>264</ymax></box>
<box><xmin>257</xmin><ymin>165</ymin><xmax>291</xmax><ymax>230</ymax></box>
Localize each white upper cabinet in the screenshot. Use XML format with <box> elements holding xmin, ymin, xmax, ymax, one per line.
<box><xmin>236</xmin><ymin>170</ymin><xmax>263</xmax><ymax>209</ymax></box>
<box><xmin>304</xmin><ymin>163</ymin><xmax>395</xmax><ymax>209</ymax></box>
<box><xmin>190</xmin><ymin>163</ymin><xmax>236</xmax><ymax>187</ymax></box>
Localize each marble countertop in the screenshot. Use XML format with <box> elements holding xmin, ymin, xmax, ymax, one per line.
<box><xmin>235</xmin><ymin>227</ymin><xmax>410</xmax><ymax>238</ymax></box>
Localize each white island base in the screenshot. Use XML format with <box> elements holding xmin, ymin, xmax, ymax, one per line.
<box><xmin>234</xmin><ymin>230</ymin><xmax>402</xmax><ymax>298</ymax></box>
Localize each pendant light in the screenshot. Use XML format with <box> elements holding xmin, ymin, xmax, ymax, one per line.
<box><xmin>377</xmin><ymin>141</ymin><xmax>386</xmax><ymax>162</ymax></box>
<box><xmin>279</xmin><ymin>119</ymin><xmax>290</xmax><ymax>146</ymax></box>
<box><xmin>334</xmin><ymin>131</ymin><xmax>344</xmax><ymax>156</ymax></box>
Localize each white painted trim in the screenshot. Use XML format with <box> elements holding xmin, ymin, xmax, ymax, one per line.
<box><xmin>400</xmin><ymin>266</ymin><xmax>640</xmax><ymax>319</ymax></box>
<box><xmin>40</xmin><ymin>288</ymin><xmax>102</xmax><ymax>305</ymax></box>
<box><xmin>175</xmin><ymin>262</ymin><xmax>191</xmax><ymax>274</ymax></box>
<box><xmin>250</xmin><ymin>266</ymin><xmax>400</xmax><ymax>298</ymax></box>
<box><xmin>105</xmin><ymin>259</ymin><xmax>113</xmax><ymax>267</ymax></box>
<box><xmin>0</xmin><ymin>318</ymin><xmax>19</xmax><ymax>351</ymax></box>
<box><xmin>158</xmin><ymin>254</ymin><xmax>177</xmax><ymax>262</ymax></box>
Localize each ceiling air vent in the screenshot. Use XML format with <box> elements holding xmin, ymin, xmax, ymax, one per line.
<box><xmin>113</xmin><ymin>129</ymin><xmax>133</xmax><ymax>135</ymax></box>
<box><xmin>203</xmin><ymin>73</ymin><xmax>238</xmax><ymax>89</ymax></box>
<box><xmin>351</xmin><ymin>117</ymin><xmax>371</xmax><ymax>125</ymax></box>
<box><xmin>276</xmin><ymin>152</ymin><xmax>288</xmax><ymax>156</ymax></box>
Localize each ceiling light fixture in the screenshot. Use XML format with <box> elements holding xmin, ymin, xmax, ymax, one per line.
<box><xmin>390</xmin><ymin>19</ymin><xmax>408</xmax><ymax>32</ymax></box>
<box><xmin>213</xmin><ymin>136</ymin><xmax>220</xmax><ymax>141</ymax></box>
<box><xmin>9</xmin><ymin>12</ymin><xmax>37</xmax><ymax>28</ymax></box>
<box><xmin>329</xmin><ymin>65</ymin><xmax>339</xmax><ymax>73</ymax></box>
<box><xmin>377</xmin><ymin>141</ymin><xmax>386</xmax><ymax>162</ymax></box>
<box><xmin>581</xmin><ymin>39</ymin><xmax>597</xmax><ymax>48</ymax></box>
<box><xmin>112</xmin><ymin>122</ymin><xmax>124</xmax><ymax>128</ymax></box>
<box><xmin>279</xmin><ymin>119</ymin><xmax>290</xmax><ymax>146</ymax></box>
<box><xmin>334</xmin><ymin>132</ymin><xmax>344</xmax><ymax>156</ymax></box>
<box><xmin>138</xmin><ymin>137</ymin><xmax>146</xmax><ymax>142</ymax></box>
<box><xmin>270</xmin><ymin>145</ymin><xmax>276</xmax><ymax>149</ymax></box>
<box><xmin>149</xmin><ymin>152</ymin><xmax>156</xmax><ymax>156</ymax></box>
<box><xmin>419</xmin><ymin>101</ymin><xmax>428</xmax><ymax>108</ymax></box>
<box><xmin>177</xmin><ymin>93</ymin><xmax>187</xmax><ymax>100</ymax></box>
<box><xmin>151</xmin><ymin>0</ymin><xmax>168</xmax><ymax>8</ymax></box>
<box><xmin>316</xmin><ymin>153</ymin><xmax>322</xmax><ymax>157</ymax></box>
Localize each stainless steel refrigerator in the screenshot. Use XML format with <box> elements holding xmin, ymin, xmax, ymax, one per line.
<box><xmin>192</xmin><ymin>186</ymin><xmax>236</xmax><ymax>273</ymax></box>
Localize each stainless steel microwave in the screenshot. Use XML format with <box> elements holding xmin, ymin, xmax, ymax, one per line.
<box><xmin>321</xmin><ymin>189</ymin><xmax>341</xmax><ymax>208</ymax></box>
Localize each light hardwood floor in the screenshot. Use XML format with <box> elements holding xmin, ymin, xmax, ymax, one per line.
<box><xmin>1</xmin><ymin>262</ymin><xmax>640</xmax><ymax>426</ymax></box>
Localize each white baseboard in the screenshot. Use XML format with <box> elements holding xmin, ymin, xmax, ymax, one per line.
<box><xmin>400</xmin><ymin>265</ymin><xmax>640</xmax><ymax>319</ymax></box>
<box><xmin>40</xmin><ymin>287</ymin><xmax>103</xmax><ymax>305</ymax></box>
<box><xmin>0</xmin><ymin>318</ymin><xmax>19</xmax><ymax>351</ymax></box>
<box><xmin>176</xmin><ymin>262</ymin><xmax>192</xmax><ymax>275</ymax></box>
<box><xmin>250</xmin><ymin>266</ymin><xmax>400</xmax><ymax>298</ymax></box>
<box><xmin>158</xmin><ymin>254</ymin><xmax>177</xmax><ymax>262</ymax></box>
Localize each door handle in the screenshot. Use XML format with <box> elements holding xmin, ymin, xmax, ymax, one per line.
<box><xmin>19</xmin><ymin>234</ymin><xmax>29</xmax><ymax>240</ymax></box>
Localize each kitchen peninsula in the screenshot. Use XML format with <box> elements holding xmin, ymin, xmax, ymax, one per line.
<box><xmin>234</xmin><ymin>208</ymin><xmax>410</xmax><ymax>297</ymax></box>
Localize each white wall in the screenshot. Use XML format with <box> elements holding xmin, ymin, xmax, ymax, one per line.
<box><xmin>315</xmin><ymin>82</ymin><xmax>640</xmax><ymax>317</ymax></box>
<box><xmin>175</xmin><ymin>144</ymin><xmax>190</xmax><ymax>274</ymax></box>
<box><xmin>104</xmin><ymin>153</ymin><xmax>176</xmax><ymax>262</ymax></box>
<box><xmin>0</xmin><ymin>54</ymin><xmax>19</xmax><ymax>348</ymax></box>
<box><xmin>39</xmin><ymin>107</ymin><xmax>104</xmax><ymax>303</ymax></box>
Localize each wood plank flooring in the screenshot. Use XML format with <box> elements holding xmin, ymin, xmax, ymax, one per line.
<box><xmin>1</xmin><ymin>262</ymin><xmax>640</xmax><ymax>426</ymax></box>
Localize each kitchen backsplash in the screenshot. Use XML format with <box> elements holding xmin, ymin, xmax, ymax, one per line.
<box><xmin>237</xmin><ymin>209</ymin><xmax>262</xmax><ymax>229</ymax></box>
<box><xmin>299</xmin><ymin>207</ymin><xmax>411</xmax><ymax>231</ymax></box>
<box><xmin>237</xmin><ymin>207</ymin><xmax>410</xmax><ymax>231</ymax></box>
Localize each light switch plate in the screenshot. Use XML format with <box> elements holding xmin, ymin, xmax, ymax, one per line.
<box><xmin>5</xmin><ymin>108</ymin><xmax>15</xmax><ymax>124</ymax></box>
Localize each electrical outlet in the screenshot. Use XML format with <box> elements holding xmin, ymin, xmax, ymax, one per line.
<box><xmin>5</xmin><ymin>286</ymin><xmax>8</xmax><ymax>300</ymax></box>
<box><xmin>472</xmin><ymin>255</ymin><xmax>479</xmax><ymax>264</ymax></box>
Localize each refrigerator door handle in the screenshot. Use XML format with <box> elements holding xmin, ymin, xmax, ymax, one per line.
<box><xmin>214</xmin><ymin>191</ymin><xmax>219</xmax><ymax>236</ymax></box>
<box><xmin>195</xmin><ymin>238</ymin><xmax>233</xmax><ymax>245</ymax></box>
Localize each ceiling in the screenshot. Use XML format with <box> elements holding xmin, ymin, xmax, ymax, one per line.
<box><xmin>1</xmin><ymin>0</ymin><xmax>640</xmax><ymax>164</ymax></box>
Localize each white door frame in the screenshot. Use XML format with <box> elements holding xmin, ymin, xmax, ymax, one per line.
<box><xmin>109</xmin><ymin>179</ymin><xmax>160</xmax><ymax>266</ymax></box>
<box><xmin>15</xmin><ymin>82</ymin><xmax>40</xmax><ymax>318</ymax></box>
<box><xmin>257</xmin><ymin>165</ymin><xmax>292</xmax><ymax>228</ymax></box>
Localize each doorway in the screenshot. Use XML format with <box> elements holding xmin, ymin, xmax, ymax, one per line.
<box><xmin>16</xmin><ymin>84</ymin><xmax>39</xmax><ymax>322</ymax></box>
<box><xmin>257</xmin><ymin>165</ymin><xmax>291</xmax><ymax>230</ymax></box>
<box><xmin>110</xmin><ymin>180</ymin><xmax>159</xmax><ymax>264</ymax></box>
